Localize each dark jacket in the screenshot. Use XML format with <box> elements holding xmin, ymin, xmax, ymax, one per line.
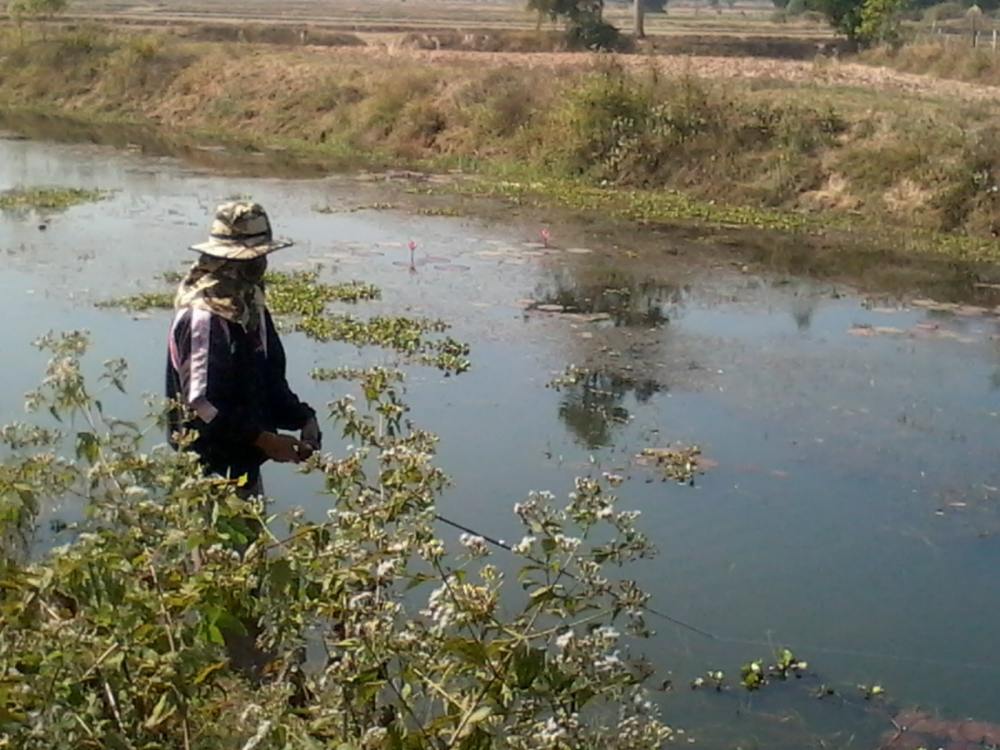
<box><xmin>166</xmin><ymin>305</ymin><xmax>315</xmax><ymax>481</ymax></box>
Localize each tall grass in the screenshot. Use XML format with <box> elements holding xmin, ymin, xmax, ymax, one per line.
<box><xmin>862</xmin><ymin>41</ymin><xmax>1000</xmax><ymax>86</ymax></box>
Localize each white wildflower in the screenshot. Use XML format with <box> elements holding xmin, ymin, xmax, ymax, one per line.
<box><xmin>459</xmin><ymin>533</ymin><xmax>489</xmax><ymax>557</ymax></box>
<box><xmin>361</xmin><ymin>727</ymin><xmax>388</xmax><ymax>749</ymax></box>
<box><xmin>420</xmin><ymin>539</ymin><xmax>445</xmax><ymax>560</ymax></box>
<box><xmin>349</xmin><ymin>592</ymin><xmax>373</xmax><ymax>609</ymax></box>
<box><xmin>594</xmin><ymin>650</ymin><xmax>623</xmax><ymax>673</ymax></box>
<box><xmin>512</xmin><ymin>535</ymin><xmax>536</xmax><ymax>555</ymax></box>
<box><xmin>594</xmin><ymin>626</ymin><xmax>621</xmax><ymax>644</ymax></box>
<box><xmin>553</xmin><ymin>533</ymin><xmax>582</xmax><ymax>553</ymax></box>
<box><xmin>555</xmin><ymin>630</ymin><xmax>574</xmax><ymax>651</ymax></box>
<box><xmin>603</xmin><ymin>471</ymin><xmax>625</xmax><ymax>486</ymax></box>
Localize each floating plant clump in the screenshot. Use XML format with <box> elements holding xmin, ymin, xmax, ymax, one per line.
<box><xmin>96</xmin><ymin>269</ymin><xmax>470</xmax><ymax>374</ymax></box>
<box><xmin>692</xmin><ymin>649</ymin><xmax>810</xmax><ymax>694</ymax></box>
<box><xmin>311</xmin><ymin>366</ymin><xmax>405</xmax><ymax>383</ymax></box>
<box><xmin>96</xmin><ymin>291</ymin><xmax>175</xmax><ymax>312</ymax></box>
<box><xmin>265</xmin><ymin>272</ymin><xmax>380</xmax><ymax>316</ymax></box>
<box><xmin>637</xmin><ymin>446</ymin><xmax>704</xmax><ymax>485</ymax></box>
<box><xmin>0</xmin><ymin>186</ymin><xmax>107</xmax><ymax>212</ymax></box>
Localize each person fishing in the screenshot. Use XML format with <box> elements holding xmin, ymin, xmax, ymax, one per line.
<box><xmin>166</xmin><ymin>201</ymin><xmax>321</xmax><ymax>495</ymax></box>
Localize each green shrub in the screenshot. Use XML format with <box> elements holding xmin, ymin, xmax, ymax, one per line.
<box><xmin>543</xmin><ymin>68</ymin><xmax>845</xmax><ymax>191</ymax></box>
<box><xmin>0</xmin><ymin>329</ymin><xmax>672</xmax><ymax>749</ymax></box>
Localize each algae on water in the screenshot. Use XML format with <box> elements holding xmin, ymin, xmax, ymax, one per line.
<box><xmin>0</xmin><ymin>187</ymin><xmax>106</xmax><ymax>211</ymax></box>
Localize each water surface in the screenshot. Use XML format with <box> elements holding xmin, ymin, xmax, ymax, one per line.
<box><xmin>3</xmin><ymin>131</ymin><xmax>1000</xmax><ymax>748</ymax></box>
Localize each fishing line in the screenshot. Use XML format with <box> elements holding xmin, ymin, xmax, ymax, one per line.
<box><xmin>435</xmin><ymin>513</ymin><xmax>718</xmax><ymax>640</ymax></box>
<box><xmin>434</xmin><ymin>513</ymin><xmax>1000</xmax><ymax>676</ymax></box>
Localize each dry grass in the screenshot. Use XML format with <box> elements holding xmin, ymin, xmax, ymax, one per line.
<box><xmin>861</xmin><ymin>41</ymin><xmax>1000</xmax><ymax>87</ymax></box>
<box><xmin>4</xmin><ymin>27</ymin><xmax>1000</xmax><ymax>239</ymax></box>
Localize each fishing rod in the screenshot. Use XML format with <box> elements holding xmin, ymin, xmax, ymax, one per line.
<box><xmin>434</xmin><ymin>513</ymin><xmax>1000</xmax><ymax>676</ymax></box>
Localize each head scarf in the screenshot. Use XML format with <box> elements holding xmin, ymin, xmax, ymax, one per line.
<box><xmin>175</xmin><ymin>255</ymin><xmax>267</xmax><ymax>331</ymax></box>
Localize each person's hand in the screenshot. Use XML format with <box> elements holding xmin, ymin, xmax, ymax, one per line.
<box><xmin>255</xmin><ymin>432</ymin><xmax>311</xmax><ymax>463</ymax></box>
<box><xmin>301</xmin><ymin>416</ymin><xmax>322</xmax><ymax>451</ymax></box>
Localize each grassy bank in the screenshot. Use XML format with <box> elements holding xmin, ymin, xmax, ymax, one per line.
<box><xmin>3</xmin><ymin>27</ymin><xmax>1000</xmax><ymax>258</ymax></box>
<box><xmin>861</xmin><ymin>41</ymin><xmax>1000</xmax><ymax>86</ymax></box>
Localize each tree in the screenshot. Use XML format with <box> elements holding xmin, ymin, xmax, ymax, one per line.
<box><xmin>811</xmin><ymin>0</ymin><xmax>905</xmax><ymax>42</ymax></box>
<box><xmin>527</xmin><ymin>0</ymin><xmax>622</xmax><ymax>49</ymax></box>
<box><xmin>634</xmin><ymin>0</ymin><xmax>645</xmax><ymax>38</ymax></box>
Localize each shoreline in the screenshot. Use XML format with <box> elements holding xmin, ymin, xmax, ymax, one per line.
<box><xmin>3</xmin><ymin>28</ymin><xmax>1000</xmax><ymax>283</ymax></box>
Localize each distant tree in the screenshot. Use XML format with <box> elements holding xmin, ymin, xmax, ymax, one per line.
<box><xmin>855</xmin><ymin>0</ymin><xmax>906</xmax><ymax>42</ymax></box>
<box><xmin>643</xmin><ymin>0</ymin><xmax>668</xmax><ymax>9</ymax></box>
<box><xmin>529</xmin><ymin>0</ymin><xmax>605</xmax><ymax>22</ymax></box>
<box><xmin>772</xmin><ymin>0</ymin><xmax>790</xmax><ymax>7</ymax></box>
<box><xmin>527</xmin><ymin>0</ymin><xmax>622</xmax><ymax>49</ymax></box>
<box><xmin>8</xmin><ymin>0</ymin><xmax>69</xmax><ymax>40</ymax></box>
<box><xmin>811</xmin><ymin>0</ymin><xmax>906</xmax><ymax>42</ymax></box>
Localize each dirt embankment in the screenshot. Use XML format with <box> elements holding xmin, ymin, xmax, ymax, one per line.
<box><xmin>3</xmin><ymin>29</ymin><xmax>1000</xmax><ymax>248</ymax></box>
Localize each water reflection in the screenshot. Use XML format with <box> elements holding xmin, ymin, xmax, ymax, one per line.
<box><xmin>530</xmin><ymin>269</ymin><xmax>685</xmax><ymax>328</ymax></box>
<box><xmin>554</xmin><ymin>369</ymin><xmax>662</xmax><ymax>449</ymax></box>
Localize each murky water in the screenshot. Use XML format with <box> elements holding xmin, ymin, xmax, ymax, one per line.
<box><xmin>3</xmin><ymin>127</ymin><xmax>1000</xmax><ymax>748</ymax></box>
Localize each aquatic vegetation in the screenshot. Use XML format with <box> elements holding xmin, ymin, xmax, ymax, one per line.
<box><xmin>97</xmin><ymin>269</ymin><xmax>470</xmax><ymax>375</ymax></box>
<box><xmin>691</xmin><ymin>670</ymin><xmax>727</xmax><ymax>692</ymax></box>
<box><xmin>95</xmin><ymin>290</ymin><xmax>174</xmax><ymax>311</ymax></box>
<box><xmin>741</xmin><ymin>660</ymin><xmax>767</xmax><ymax>691</ymax></box>
<box><xmin>638</xmin><ymin>446</ymin><xmax>704</xmax><ymax>485</ymax></box>
<box><xmin>97</xmin><ymin>271</ymin><xmax>379</xmax><ymax>314</ymax></box>
<box><xmin>548</xmin><ymin>364</ymin><xmax>590</xmax><ymax>389</ymax></box>
<box><xmin>0</xmin><ymin>186</ymin><xmax>105</xmax><ymax>211</ymax></box>
<box><xmin>774</xmin><ymin>647</ymin><xmax>808</xmax><ymax>679</ymax></box>
<box><xmin>311</xmin><ymin>365</ymin><xmax>405</xmax><ymax>383</ymax></box>
<box><xmin>734</xmin><ymin>650</ymin><xmax>809</xmax><ymax>692</ymax></box>
<box><xmin>296</xmin><ymin>312</ymin><xmax>446</xmax><ymax>349</ymax></box>
<box><xmin>298</xmin><ymin>314</ymin><xmax>470</xmax><ymax>375</ymax></box>
<box><xmin>859</xmin><ymin>683</ymin><xmax>886</xmax><ymax>700</ymax></box>
<box><xmin>314</xmin><ymin>202</ymin><xmax>396</xmax><ymax>214</ymax></box>
<box><xmin>415</xmin><ymin>205</ymin><xmax>462</xmax><ymax>217</ymax></box>
<box><xmin>264</xmin><ymin>271</ymin><xmax>380</xmax><ymax>316</ymax></box>
<box><xmin>0</xmin><ymin>332</ymin><xmax>671</xmax><ymax>748</ymax></box>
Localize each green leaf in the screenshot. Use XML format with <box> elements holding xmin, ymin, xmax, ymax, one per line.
<box><xmin>193</xmin><ymin>661</ymin><xmax>227</xmax><ymax>685</ymax></box>
<box><xmin>205</xmin><ymin>624</ymin><xmax>225</xmax><ymax>646</ymax></box>
<box><xmin>512</xmin><ymin>645</ymin><xmax>546</xmax><ymax>689</ymax></box>
<box><xmin>443</xmin><ymin>637</ymin><xmax>489</xmax><ymax>667</ymax></box>
<box><xmin>455</xmin><ymin>706</ymin><xmax>492</xmax><ymax>740</ymax></box>
<box><xmin>143</xmin><ymin>693</ymin><xmax>175</xmax><ymax>730</ymax></box>
<box><xmin>74</xmin><ymin>432</ymin><xmax>99</xmax><ymax>464</ymax></box>
<box><xmin>268</xmin><ymin>559</ymin><xmax>294</xmax><ymax>594</ymax></box>
<box><xmin>213</xmin><ymin>610</ymin><xmax>248</xmax><ymax>637</ymax></box>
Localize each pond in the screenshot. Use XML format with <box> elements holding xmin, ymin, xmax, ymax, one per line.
<box><xmin>2</xmin><ymin>122</ymin><xmax>1000</xmax><ymax>749</ymax></box>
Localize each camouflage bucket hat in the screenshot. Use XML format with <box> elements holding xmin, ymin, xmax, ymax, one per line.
<box><xmin>190</xmin><ymin>201</ymin><xmax>294</xmax><ymax>260</ymax></box>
